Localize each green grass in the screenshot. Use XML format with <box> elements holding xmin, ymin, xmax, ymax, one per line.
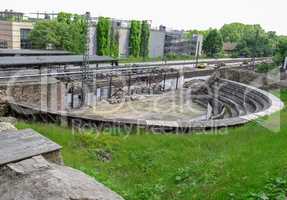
<box><xmin>16</xmin><ymin>90</ymin><xmax>287</xmax><ymax>200</ymax></box>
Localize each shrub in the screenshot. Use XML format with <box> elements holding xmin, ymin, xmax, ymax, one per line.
<box><xmin>256</xmin><ymin>63</ymin><xmax>277</xmax><ymax>73</ymax></box>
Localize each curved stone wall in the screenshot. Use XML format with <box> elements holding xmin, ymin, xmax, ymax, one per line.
<box><xmin>10</xmin><ymin>78</ymin><xmax>284</xmax><ymax>133</ymax></box>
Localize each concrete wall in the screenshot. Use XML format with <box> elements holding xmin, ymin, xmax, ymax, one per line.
<box><xmin>118</xmin><ymin>28</ymin><xmax>129</xmax><ymax>58</ymax></box>
<box><xmin>149</xmin><ymin>30</ymin><xmax>165</xmax><ymax>58</ymax></box>
<box><xmin>117</xmin><ymin>27</ymin><xmax>165</xmax><ymax>58</ymax></box>
<box><xmin>89</xmin><ymin>26</ymin><xmax>97</xmax><ymax>55</ymax></box>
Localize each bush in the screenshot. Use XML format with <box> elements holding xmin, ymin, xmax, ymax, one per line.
<box><xmin>255</xmin><ymin>63</ymin><xmax>277</xmax><ymax>73</ymax></box>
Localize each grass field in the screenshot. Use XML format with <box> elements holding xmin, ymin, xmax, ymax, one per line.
<box><xmin>16</xmin><ymin>90</ymin><xmax>287</xmax><ymax>200</ymax></box>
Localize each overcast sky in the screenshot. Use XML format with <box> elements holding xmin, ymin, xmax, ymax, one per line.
<box><xmin>3</xmin><ymin>0</ymin><xmax>287</xmax><ymax>35</ymax></box>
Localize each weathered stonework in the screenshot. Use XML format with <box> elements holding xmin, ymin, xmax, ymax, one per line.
<box><xmin>0</xmin><ymin>81</ymin><xmax>66</xmax><ymax>116</ymax></box>
<box><xmin>0</xmin><ymin>155</ymin><xmax>124</xmax><ymax>200</ymax></box>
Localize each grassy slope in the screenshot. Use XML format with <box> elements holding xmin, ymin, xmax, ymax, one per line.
<box><xmin>16</xmin><ymin>90</ymin><xmax>287</xmax><ymax>200</ymax></box>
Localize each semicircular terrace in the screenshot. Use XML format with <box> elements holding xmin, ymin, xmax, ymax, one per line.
<box><xmin>11</xmin><ymin>78</ymin><xmax>284</xmax><ymax>133</ymax></box>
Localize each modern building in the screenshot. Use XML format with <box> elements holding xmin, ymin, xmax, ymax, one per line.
<box><xmin>0</xmin><ymin>10</ymin><xmax>24</xmax><ymax>21</ymax></box>
<box><xmin>164</xmin><ymin>30</ymin><xmax>203</xmax><ymax>56</ymax></box>
<box><xmin>149</xmin><ymin>29</ymin><xmax>166</xmax><ymax>58</ymax></box>
<box><xmin>89</xmin><ymin>19</ymin><xmax>166</xmax><ymax>58</ymax></box>
<box><xmin>0</xmin><ymin>10</ymin><xmax>202</xmax><ymax>58</ymax></box>
<box><xmin>0</xmin><ymin>10</ymin><xmax>34</xmax><ymax>49</ymax></box>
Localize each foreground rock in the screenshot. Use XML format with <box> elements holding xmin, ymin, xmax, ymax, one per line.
<box><xmin>0</xmin><ymin>156</ymin><xmax>124</xmax><ymax>200</ymax></box>
<box><xmin>0</xmin><ymin>116</ymin><xmax>17</xmax><ymax>125</ymax></box>
<box><xmin>0</xmin><ymin>122</ymin><xmax>17</xmax><ymax>132</ymax></box>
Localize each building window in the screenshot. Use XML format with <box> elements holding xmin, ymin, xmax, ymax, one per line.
<box><xmin>20</xmin><ymin>28</ymin><xmax>32</xmax><ymax>49</ymax></box>
<box><xmin>0</xmin><ymin>40</ymin><xmax>8</xmax><ymax>48</ymax></box>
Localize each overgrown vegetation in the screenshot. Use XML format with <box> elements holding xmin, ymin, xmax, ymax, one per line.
<box><xmin>109</xmin><ymin>26</ymin><xmax>119</xmax><ymax>58</ymax></box>
<box><xmin>256</xmin><ymin>63</ymin><xmax>278</xmax><ymax>73</ymax></box>
<box><xmin>96</xmin><ymin>17</ymin><xmax>112</xmax><ymax>56</ymax></box>
<box><xmin>16</xmin><ymin>89</ymin><xmax>287</xmax><ymax>200</ymax></box>
<box><xmin>129</xmin><ymin>20</ymin><xmax>142</xmax><ymax>58</ymax></box>
<box><xmin>202</xmin><ymin>29</ymin><xmax>223</xmax><ymax>57</ymax></box>
<box><xmin>140</xmin><ymin>21</ymin><xmax>150</xmax><ymax>58</ymax></box>
<box><xmin>273</xmin><ymin>36</ymin><xmax>287</xmax><ymax>66</ymax></box>
<box><xmin>187</xmin><ymin>23</ymin><xmax>284</xmax><ymax>58</ymax></box>
<box><xmin>29</xmin><ymin>12</ymin><xmax>87</xmax><ymax>54</ymax></box>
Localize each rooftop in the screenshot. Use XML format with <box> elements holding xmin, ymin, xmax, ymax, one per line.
<box><xmin>0</xmin><ymin>55</ymin><xmax>118</xmax><ymax>67</ymax></box>
<box><xmin>0</xmin><ymin>49</ymin><xmax>72</xmax><ymax>56</ymax></box>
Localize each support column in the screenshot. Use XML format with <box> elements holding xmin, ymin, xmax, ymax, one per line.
<box><xmin>47</xmin><ymin>82</ymin><xmax>58</xmax><ymax>111</ymax></box>
<box><xmin>83</xmin><ymin>74</ymin><xmax>96</xmax><ymax>107</ymax></box>
<box><xmin>128</xmin><ymin>73</ymin><xmax>131</xmax><ymax>95</ymax></box>
<box><xmin>108</xmin><ymin>75</ymin><xmax>112</xmax><ymax>99</ymax></box>
<box><xmin>57</xmin><ymin>82</ymin><xmax>66</xmax><ymax>111</ymax></box>
<box><xmin>163</xmin><ymin>73</ymin><xmax>166</xmax><ymax>92</ymax></box>
<box><xmin>40</xmin><ymin>67</ymin><xmax>48</xmax><ymax>111</ymax></box>
<box><xmin>176</xmin><ymin>73</ymin><xmax>179</xmax><ymax>90</ymax></box>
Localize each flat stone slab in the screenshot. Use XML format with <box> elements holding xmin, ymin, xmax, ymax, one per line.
<box><xmin>0</xmin><ymin>128</ymin><xmax>61</xmax><ymax>166</ymax></box>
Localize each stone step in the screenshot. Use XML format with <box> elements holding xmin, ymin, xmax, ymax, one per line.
<box><xmin>0</xmin><ymin>129</ymin><xmax>61</xmax><ymax>166</ymax></box>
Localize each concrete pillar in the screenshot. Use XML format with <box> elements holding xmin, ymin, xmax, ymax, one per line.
<box><xmin>57</xmin><ymin>82</ymin><xmax>66</xmax><ymax>111</ymax></box>
<box><xmin>83</xmin><ymin>81</ymin><xmax>96</xmax><ymax>107</ymax></box>
<box><xmin>40</xmin><ymin>67</ymin><xmax>48</xmax><ymax>111</ymax></box>
<box><xmin>47</xmin><ymin>83</ymin><xmax>58</xmax><ymax>111</ymax></box>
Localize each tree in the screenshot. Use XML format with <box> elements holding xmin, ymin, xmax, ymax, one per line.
<box><xmin>29</xmin><ymin>20</ymin><xmax>60</xmax><ymax>49</ymax></box>
<box><xmin>202</xmin><ymin>29</ymin><xmax>223</xmax><ymax>57</ymax></box>
<box><xmin>220</xmin><ymin>23</ymin><xmax>246</xmax><ymax>42</ymax></box>
<box><xmin>129</xmin><ymin>20</ymin><xmax>141</xmax><ymax>57</ymax></box>
<box><xmin>233</xmin><ymin>25</ymin><xmax>273</xmax><ymax>57</ymax></box>
<box><xmin>140</xmin><ymin>21</ymin><xmax>150</xmax><ymax>58</ymax></box>
<box><xmin>185</xmin><ymin>29</ymin><xmax>210</xmax><ymax>39</ymax></box>
<box><xmin>96</xmin><ymin>17</ymin><xmax>111</xmax><ymax>56</ymax></box>
<box><xmin>109</xmin><ymin>26</ymin><xmax>119</xmax><ymax>58</ymax></box>
<box><xmin>29</xmin><ymin>12</ymin><xmax>87</xmax><ymax>54</ymax></box>
<box><xmin>273</xmin><ymin>36</ymin><xmax>287</xmax><ymax>66</ymax></box>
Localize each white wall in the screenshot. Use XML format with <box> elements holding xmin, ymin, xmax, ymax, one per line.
<box><xmin>118</xmin><ymin>28</ymin><xmax>129</xmax><ymax>58</ymax></box>
<box><xmin>149</xmin><ymin>30</ymin><xmax>165</xmax><ymax>58</ymax></box>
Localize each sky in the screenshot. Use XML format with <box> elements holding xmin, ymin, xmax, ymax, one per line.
<box><xmin>3</xmin><ymin>0</ymin><xmax>287</xmax><ymax>35</ymax></box>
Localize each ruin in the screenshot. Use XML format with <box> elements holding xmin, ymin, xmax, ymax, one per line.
<box><xmin>0</xmin><ymin>55</ymin><xmax>281</xmax><ymax>132</ymax></box>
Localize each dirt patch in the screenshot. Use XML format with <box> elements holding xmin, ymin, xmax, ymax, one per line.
<box><xmin>82</xmin><ymin>89</ymin><xmax>206</xmax><ymax>121</ymax></box>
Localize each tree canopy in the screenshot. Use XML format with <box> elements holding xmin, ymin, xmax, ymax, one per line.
<box><xmin>187</xmin><ymin>23</ymin><xmax>280</xmax><ymax>58</ymax></box>
<box><xmin>185</xmin><ymin>29</ymin><xmax>210</xmax><ymax>39</ymax></box>
<box><xmin>29</xmin><ymin>12</ymin><xmax>87</xmax><ymax>54</ymax></box>
<box><xmin>273</xmin><ymin>36</ymin><xmax>287</xmax><ymax>65</ymax></box>
<box><xmin>232</xmin><ymin>25</ymin><xmax>275</xmax><ymax>57</ymax></box>
<box><xmin>202</xmin><ymin>29</ymin><xmax>223</xmax><ymax>57</ymax></box>
<box><xmin>220</xmin><ymin>23</ymin><xmax>246</xmax><ymax>43</ymax></box>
